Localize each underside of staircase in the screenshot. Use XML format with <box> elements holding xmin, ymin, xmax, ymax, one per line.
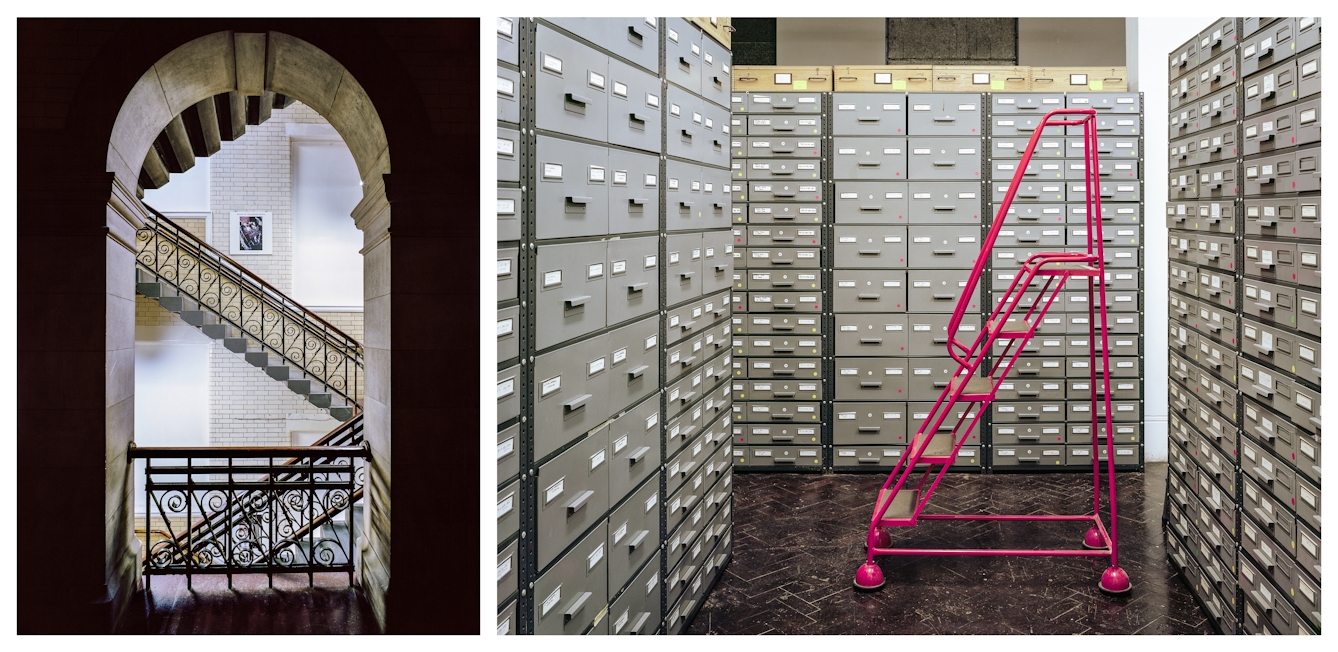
<box><xmin>136</xmin><ymin>267</ymin><xmax>356</xmax><ymax>422</ymax></box>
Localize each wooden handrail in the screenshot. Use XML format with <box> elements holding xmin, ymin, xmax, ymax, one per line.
<box><xmin>131</xmin><ymin>445</ymin><xmax>366</xmax><ymax>458</ymax></box>
<box><xmin>142</xmin><ymin>204</ymin><xmax>363</xmax><ymax>347</ymax></box>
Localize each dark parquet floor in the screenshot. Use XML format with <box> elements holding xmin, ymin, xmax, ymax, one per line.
<box><xmin>687</xmin><ymin>462</ymin><xmax>1213</xmax><ymax>635</ymax></box>
<box><xmin>119</xmin><ymin>573</ymin><xmax>376</xmax><ymax>634</ymax></box>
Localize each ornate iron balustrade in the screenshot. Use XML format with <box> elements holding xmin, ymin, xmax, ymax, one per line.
<box><xmin>135</xmin><ymin>206</ymin><xmax>363</xmax><ymax>409</ymax></box>
<box><xmin>131</xmin><ymin>441</ymin><xmax>366</xmax><ymax>588</ymax></box>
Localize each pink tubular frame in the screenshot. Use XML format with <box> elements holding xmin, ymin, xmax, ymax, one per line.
<box><xmin>856</xmin><ymin>107</ymin><xmax>1129</xmax><ymax>592</ymax></box>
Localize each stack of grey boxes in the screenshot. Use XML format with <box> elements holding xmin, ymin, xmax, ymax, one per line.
<box><xmin>986</xmin><ymin>90</ymin><xmax>1145</xmax><ymax>472</ymax></box>
<box><xmin>1164</xmin><ymin>16</ymin><xmax>1322</xmax><ymax>636</ymax></box>
<box><xmin>728</xmin><ymin>90</ymin><xmax>827</xmax><ymax>469</ymax></box>
<box><xmin>726</xmin><ymin>88</ymin><xmax>1145</xmax><ymax>472</ymax></box>
<box><xmin>495</xmin><ymin>17</ymin><xmax>736</xmax><ymax>635</ymax></box>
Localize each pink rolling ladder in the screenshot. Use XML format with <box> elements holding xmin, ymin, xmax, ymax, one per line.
<box><xmin>853</xmin><ymin>107</ymin><xmax>1131</xmax><ymax>595</ymax></box>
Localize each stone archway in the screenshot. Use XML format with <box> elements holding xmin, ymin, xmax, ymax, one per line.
<box><xmin>101</xmin><ymin>29</ymin><xmax>396</xmax><ymax>631</ymax></box>
<box><xmin>19</xmin><ymin>20</ymin><xmax>478</xmax><ymax>634</ymax></box>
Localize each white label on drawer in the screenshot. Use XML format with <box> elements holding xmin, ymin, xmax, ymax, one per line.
<box><xmin>541</xmin><ymin>586</ymin><xmax>561</xmax><ymax>616</ymax></box>
<box><xmin>838</xmin><ymin>148</ymin><xmax>856</xmax><ymax>155</ymax></box>
<box><xmin>496</xmin><ymin>378</ymin><xmax>514</xmax><ymax>399</ymax></box>
<box><xmin>799</xmin><ymin>450</ymin><xmax>818</xmax><ymax>457</ymax></box>
<box><xmin>497</xmin><ymin>493</ymin><xmax>513</xmax><ymax>518</ymax></box>
<box><xmin>590</xmin><ymin>448</ymin><xmax>606</xmax><ymax>470</ymax></box>
<box><xmin>497</xmin><ymin>555</ymin><xmax>512</xmax><ymax>582</ymax></box>
<box><xmin>959</xmin><ymin>148</ymin><xmax>976</xmax><ymax>155</ymax></box>
<box><xmin>539</xmin><ymin>375</ymin><xmax>560</xmax><ymax>396</ymax></box>
<box><xmin>497</xmin><ymin>437</ymin><xmax>514</xmax><ymax>460</ymax></box>
<box><xmin>497</xmin><ymin>318</ymin><xmax>513</xmax><ymax>337</ymax></box>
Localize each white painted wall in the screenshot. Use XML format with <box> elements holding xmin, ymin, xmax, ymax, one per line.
<box><xmin>291</xmin><ymin>138</ymin><xmax>365</xmax><ymax>308</ymax></box>
<box><xmin>1134</xmin><ymin>17</ymin><xmax>1216</xmax><ymax>462</ymax></box>
<box><xmin>142</xmin><ymin>157</ymin><xmax>210</xmax><ymax>212</ymax></box>
<box><xmin>133</xmin><ymin>326</ymin><xmax>211</xmax><ymax>507</ymax></box>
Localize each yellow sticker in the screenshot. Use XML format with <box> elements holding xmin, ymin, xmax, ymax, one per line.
<box><xmin>1089</xmin><ymin>80</ymin><xmax>1104</xmax><ymax>91</ymax></box>
<box><xmin>892</xmin><ymin>80</ymin><xmax>906</xmax><ymax>90</ymax></box>
<box><xmin>792</xmin><ymin>80</ymin><xmax>808</xmax><ymax>90</ymax></box>
<box><xmin>991</xmin><ymin>80</ymin><xmax>1005</xmax><ymax>90</ymax></box>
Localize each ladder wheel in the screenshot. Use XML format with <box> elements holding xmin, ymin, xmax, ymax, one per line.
<box><xmin>853</xmin><ymin>562</ymin><xmax>885</xmax><ymax>591</ymax></box>
<box><xmin>865</xmin><ymin>528</ymin><xmax>892</xmax><ymax>551</ymax></box>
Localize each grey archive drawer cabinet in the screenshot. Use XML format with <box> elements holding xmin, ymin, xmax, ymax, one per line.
<box><xmin>1163</xmin><ymin>16</ymin><xmax>1322</xmax><ymax>637</ymax></box>
<box><xmin>500</xmin><ymin>18</ymin><xmax>734</xmax><ymax>635</ymax></box>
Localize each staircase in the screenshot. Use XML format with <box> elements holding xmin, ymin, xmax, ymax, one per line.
<box><xmin>134</xmin><ymin>206</ymin><xmax>361</xmax><ymax>421</ymax></box>
<box><xmin>854</xmin><ymin>108</ymin><xmax>1131</xmax><ymax>595</ymax></box>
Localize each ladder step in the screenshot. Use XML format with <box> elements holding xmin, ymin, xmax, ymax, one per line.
<box><xmin>875</xmin><ymin>488</ymin><xmax>920</xmax><ymax>527</ymax></box>
<box><xmin>986</xmin><ymin>318</ymin><xmax>1033</xmax><ymax>338</ymax></box>
<box><xmin>1029</xmin><ymin>262</ymin><xmax>1100</xmax><ymax>275</ymax></box>
<box><xmin>950</xmin><ymin>375</ymin><xmax>996</xmax><ymax>398</ymax></box>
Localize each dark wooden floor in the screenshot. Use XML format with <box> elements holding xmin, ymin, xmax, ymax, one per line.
<box><xmin>119</xmin><ymin>573</ymin><xmax>376</xmax><ymax>634</ymax></box>
<box><xmin>688</xmin><ymin>462</ymin><xmax>1213</xmax><ymax>635</ymax></box>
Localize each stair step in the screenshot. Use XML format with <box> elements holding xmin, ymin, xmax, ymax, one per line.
<box><xmin>201</xmin><ymin>323</ymin><xmax>236</xmax><ymax>339</ymax></box>
<box><xmin>265</xmin><ymin>365</ymin><xmax>291</xmax><ymax>382</ymax></box>
<box><xmin>875</xmin><ymin>488</ymin><xmax>920</xmax><ymax>527</ymax></box>
<box><xmin>223</xmin><ymin>337</ymin><xmax>254</xmax><ymax>354</ymax></box>
<box><xmin>179</xmin><ymin>310</ymin><xmax>217</xmax><ymax>327</ymax></box>
<box><xmin>329</xmin><ymin>406</ymin><xmax>355</xmax><ymax>422</ymax></box>
<box><xmin>136</xmin><ymin>282</ymin><xmax>163</xmax><ymax>298</ymax></box>
<box><xmin>307</xmin><ymin>392</ymin><xmax>333</xmax><ymax>408</ymax></box>
<box><xmin>287</xmin><ymin>378</ymin><xmax>312</xmax><ymax>394</ymax></box>
<box><xmin>157</xmin><ymin>295</ymin><xmax>198</xmax><ymax>313</ymax></box>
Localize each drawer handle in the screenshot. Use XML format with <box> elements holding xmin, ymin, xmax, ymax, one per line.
<box><xmin>774</xmin><ymin>457</ymin><xmax>796</xmax><ymax>464</ymax></box>
<box><xmin>771</xmin><ymin>147</ymin><xmax>794</xmax><ymax>153</ymax></box>
<box><xmin>679</xmin><ymin>462</ymin><xmax>695</xmax><ymax>477</ymax></box>
<box><xmin>679</xmin><ymin>356</ymin><xmax>697</xmax><ymax>367</ymax></box>
<box><xmin>627</xmin><ymin>529</ymin><xmax>649</xmax><ymax>551</ymax></box>
<box><xmin>773</xmin><ymin>214</ymin><xmax>796</xmax><ymax>220</ymax></box>
<box><xmin>932</xmin><ymin>293</ymin><xmax>955</xmax><ymax>300</ymax></box>
<box><xmin>772</xmin><ymin>368</ymin><xmax>795</xmax><ymax>376</ymax></box>
<box><xmin>858</xmin><ymin>457</ymin><xmax>882</xmax><ymax>464</ymax></box>
<box><xmin>1017</xmin><ymin>457</ymin><xmax>1040</xmax><ymax>463</ymax></box>
<box><xmin>770</xmin><ymin>258</ymin><xmax>793</xmax><ymax>265</ymax></box>
<box><xmin>1018</xmin><ymin>434</ymin><xmax>1041</xmax><ymax>442</ymax></box>
<box><xmin>679</xmin><ymin>320</ymin><xmax>695</xmax><ymax>331</ymax></box>
<box><xmin>566</xmin><ymin>489</ymin><xmax>594</xmax><ymax>516</ymax></box>
<box><xmin>773</xmin><ymin>347</ymin><xmax>795</xmax><ymax>353</ymax></box>
<box><xmin>628</xmin><ymin>446</ymin><xmax>650</xmax><ymax>464</ymax></box>
<box><xmin>563</xmin><ymin>591</ymin><xmax>592</xmax><ymax>624</ymax></box>
<box><xmin>933</xmin><ymin>160</ymin><xmax>956</xmax><ymax>167</ymax></box>
<box><xmin>858</xmin><ymin>249</ymin><xmax>882</xmax><ymax>256</ymax></box>
<box><xmin>932</xmin><ymin>116</ymin><xmax>956</xmax><ymax>122</ymax></box>
<box><xmin>715</xmin><ymin>263</ymin><xmax>729</xmax><ymax>271</ymax></box>
<box><xmin>774</xmin><ymin>190</ymin><xmax>797</xmax><ymax>197</ymax></box>
<box><xmin>629</xmin><ymin>612</ymin><xmax>651</xmax><ymax>635</ymax></box>
<box><xmin>858</xmin><ymin>160</ymin><xmax>882</xmax><ymax>167</ymax></box>
<box><xmin>1017</xmin><ymin>413</ymin><xmax>1040</xmax><ymax>419</ymax></box>
<box><xmin>771</xmin><ymin>169</ymin><xmax>795</xmax><ymax>175</ymax></box>
<box><xmin>1016</xmin><ymin>368</ymin><xmax>1039</xmax><ymax>376</ymax></box>
<box><xmin>565</xmin><ymin>295</ymin><xmax>591</xmax><ymax>309</ymax></box>
<box><xmin>859</xmin><ymin>205</ymin><xmax>883</xmax><ymax>212</ymax></box>
<box><xmin>857</xmin><ymin>292</ymin><xmax>881</xmax><ymax>300</ymax></box>
<box><xmin>1017</xmin><ymin>191</ymin><xmax>1039</xmax><ymax>198</ymax></box>
<box><xmin>771</xmin><ymin>435</ymin><xmax>794</xmax><ymax>442</ymax></box>
<box><xmin>566</xmin><ymin>195</ymin><xmax>591</xmax><ymax>206</ymax></box>
<box><xmin>679</xmin><ymin>271</ymin><xmax>695</xmax><ymax>279</ymax></box>
<box><xmin>1253</xmin><ymin>301</ymin><xmax>1275</xmax><ymax>313</ymax></box>
<box><xmin>857</xmin><ymin>116</ymin><xmax>881</xmax><ymax>123</ymax></box>
<box><xmin>628</xmin><ymin>282</ymin><xmax>647</xmax><ymax>293</ymax></box>
<box><xmin>1016</xmin><ymin>390</ymin><xmax>1040</xmax><ymax>397</ymax></box>
<box><xmin>771</xmin><ymin>413</ymin><xmax>794</xmax><ymax>421</ymax></box>
<box><xmin>1016</xmin><ymin>236</ymin><xmax>1039</xmax><ymax>243</ymax></box>
<box><xmin>628</xmin><ymin>364</ymin><xmax>649</xmax><ymax>380</ymax></box>
<box><xmin>933</xmin><ymin>249</ymin><xmax>957</xmax><ymax>256</ymax></box>
<box><xmin>1253</xmin><ymin>344</ymin><xmax>1274</xmax><ymax>356</ymax></box>
<box><xmin>772</xmin><ymin>391</ymin><xmax>796</xmax><ymax>398</ymax></box>
<box><xmin>564</xmin><ymin>394</ymin><xmax>591</xmax><ymax>412</ymax></box>
<box><xmin>771</xmin><ymin>324</ymin><xmax>794</xmax><ymax>331</ymax></box>
<box><xmin>1252</xmin><ymin>384</ymin><xmax>1273</xmax><ymax>398</ymax></box>
<box><xmin>628</xmin><ymin>197</ymin><xmax>648</xmax><ymax>206</ymax></box>
<box><xmin>565</xmin><ymin>93</ymin><xmax>592</xmax><ymax>106</ymax></box>
<box><xmin>773</xmin><ymin>304</ymin><xmax>796</xmax><ymax>310</ymax></box>
<box><xmin>858</xmin><ymin>426</ymin><xmax>881</xmax><ymax>433</ymax></box>
<box><xmin>771</xmin><ymin>235</ymin><xmax>795</xmax><ymax>242</ymax></box>
<box><xmin>860</xmin><ymin>337</ymin><xmax>883</xmax><ymax>344</ymax></box>
<box><xmin>678</xmin><ymin>201</ymin><xmax>695</xmax><ymax>209</ymax></box>
<box><xmin>860</xmin><ymin>381</ymin><xmax>883</xmax><ymax>388</ymax></box>
<box><xmin>1251</xmin><ymin>468</ymin><xmax>1274</xmax><ymax>486</ymax></box>
<box><xmin>681</xmin><ymin>129</ymin><xmax>694</xmax><ymax>140</ymax></box>
<box><xmin>627</xmin><ymin>25</ymin><xmax>644</xmax><ymax>43</ymax></box>
<box><xmin>933</xmin><ymin>205</ymin><xmax>956</xmax><ymax>211</ymax></box>
<box><xmin>932</xmin><ymin>337</ymin><xmax>949</xmax><ymax>344</ymax></box>
<box><xmin>933</xmin><ymin>381</ymin><xmax>950</xmax><ymax>388</ymax></box>
<box><xmin>678</xmin><ymin>391</ymin><xmax>696</xmax><ymax>404</ymax></box>
<box><xmin>629</xmin><ymin>112</ymin><xmax>647</xmax><ymax>124</ymax></box>
<box><xmin>678</xmin><ymin>56</ymin><xmax>693</xmax><ymax>70</ymax></box>
<box><xmin>771</xmin><ymin>280</ymin><xmax>794</xmax><ymax>287</ymax></box>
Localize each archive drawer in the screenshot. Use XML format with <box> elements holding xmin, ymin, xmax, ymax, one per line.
<box><xmin>989</xmin><ymin>180</ymin><xmax>1066</xmax><ymax>203</ymax></box>
<box><xmin>742</xmin><ymin>269</ymin><xmax>820</xmax><ymax>292</ymax></box>
<box><xmin>908</xmin><ymin>181</ymin><xmax>983</xmax><ymax>224</ymax></box>
<box><xmin>908</xmin><ymin>402</ymin><xmax>981</xmax><ymax>446</ymax></box>
<box><xmin>835</xmin><ymin>313</ymin><xmax>909</xmax><ymax>355</ymax></box>
<box><xmin>734</xmin><ymin>335</ymin><xmax>822</xmax><ymax>357</ymax></box>
<box><xmin>1244</xmin><ymin>196</ymin><xmax>1322</xmax><ymax>240</ymax></box>
<box><xmin>532</xmin><ymin>521</ymin><xmax>608</xmax><ymax>635</ymax></box>
<box><xmin>834</xmin><ymin>181</ymin><xmax>910</xmax><ymax>224</ymax></box>
<box><xmin>743</xmin><ymin>446</ymin><xmax>822</xmax><ymax>468</ymax></box>
<box><xmin>746</xmin><ymin>179</ymin><xmax>822</xmax><ymax>202</ymax></box>
<box><xmin>832</xmin><ymin>137</ymin><xmax>909</xmax><ymax>179</ymax></box>
<box><xmin>1243</xmin><ymin>61</ymin><xmax>1297</xmax><ymax>116</ymax></box>
<box><xmin>535</xmin><ymin>428</ymin><xmax>610</xmax><ymax>569</ymax></box>
<box><xmin>740</xmin><ymin>246</ymin><xmax>820</xmax><ymax>269</ymax></box>
<box><xmin>834</xmin><ymin>225</ymin><xmax>908</xmax><ymax>267</ymax></box>
<box><xmin>733</xmin><ymin>378</ymin><xmax>822</xmax><ymax>403</ymax></box>
<box><xmin>832</xmin><ymin>92</ymin><xmax>908</xmax><ymax>135</ymax></box>
<box><xmin>833</xmin><ymin>402</ymin><xmax>909</xmax><ymax>445</ymax></box>
<box><xmin>744</xmin><ymin>202</ymin><xmax>823</xmax><ymax>224</ymax></box>
<box><xmin>907</xmin><ymin>313</ymin><xmax>980</xmax><ymax>357</ymax></box>
<box><xmin>835</xmin><ymin>357</ymin><xmax>909</xmax><ymax>400</ymax></box>
<box><xmin>906</xmin><ymin>225</ymin><xmax>981</xmax><ymax>268</ymax></box>
<box><xmin>906</xmin><ymin>93</ymin><xmax>983</xmax><ymax>134</ymax></box>
<box><xmin>741</xmin><ymin>158</ymin><xmax>822</xmax><ymax>180</ymax></box>
<box><xmin>743</xmin><ymin>135</ymin><xmax>821</xmax><ymax>159</ymax></box>
<box><xmin>907</xmin><ymin>137</ymin><xmax>983</xmax><ymax>179</ymax></box>
<box><xmin>833</xmin><ymin>269</ymin><xmax>907</xmax><ymax>313</ymax></box>
<box><xmin>745</xmin><ymin>114</ymin><xmax>822</xmax><ymax>136</ymax></box>
<box><xmin>992</xmin><ymin>444</ymin><xmax>1066</xmax><ymax>468</ymax></box>
<box><xmin>907</xmin><ymin>269</ymin><xmax>980</xmax><ymax>313</ymax></box>
<box><xmin>738</xmin><ymin>357</ymin><xmax>821</xmax><ymax>380</ymax></box>
<box><xmin>989</xmin><ymin>113</ymin><xmax>1065</xmax><ymax>137</ymax></box>
<box><xmin>606</xmin><ymin>474</ymin><xmax>662</xmax><ymax>599</ymax></box>
<box><xmin>993</xmin><ymin>423</ymin><xmax>1066</xmax><ymax>445</ymax></box>
<box><xmin>735</xmin><ymin>421</ymin><xmax>820</xmax><ymax>445</ymax></box>
<box><xmin>992</xmin><ymin>135</ymin><xmax>1064</xmax><ymax>159</ymax></box>
<box><xmin>744</xmin><ymin>291</ymin><xmax>822</xmax><ymax>313</ymax></box>
<box><xmin>745</xmin><ymin>225</ymin><xmax>822</xmax><ymax>247</ymax></box>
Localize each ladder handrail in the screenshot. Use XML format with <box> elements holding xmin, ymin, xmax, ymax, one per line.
<box><xmin>945</xmin><ymin>108</ymin><xmax>1098</xmax><ymax>367</ymax></box>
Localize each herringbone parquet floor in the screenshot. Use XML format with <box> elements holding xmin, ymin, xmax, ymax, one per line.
<box><xmin>687</xmin><ymin>463</ymin><xmax>1213</xmax><ymax>635</ymax></box>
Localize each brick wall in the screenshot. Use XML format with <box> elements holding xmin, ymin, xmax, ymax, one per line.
<box><xmin>208</xmin><ymin>102</ymin><xmax>327</xmax><ymax>295</ymax></box>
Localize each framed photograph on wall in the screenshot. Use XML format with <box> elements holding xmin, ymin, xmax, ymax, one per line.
<box><xmin>229</xmin><ymin>211</ymin><xmax>272</xmax><ymax>254</ymax></box>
